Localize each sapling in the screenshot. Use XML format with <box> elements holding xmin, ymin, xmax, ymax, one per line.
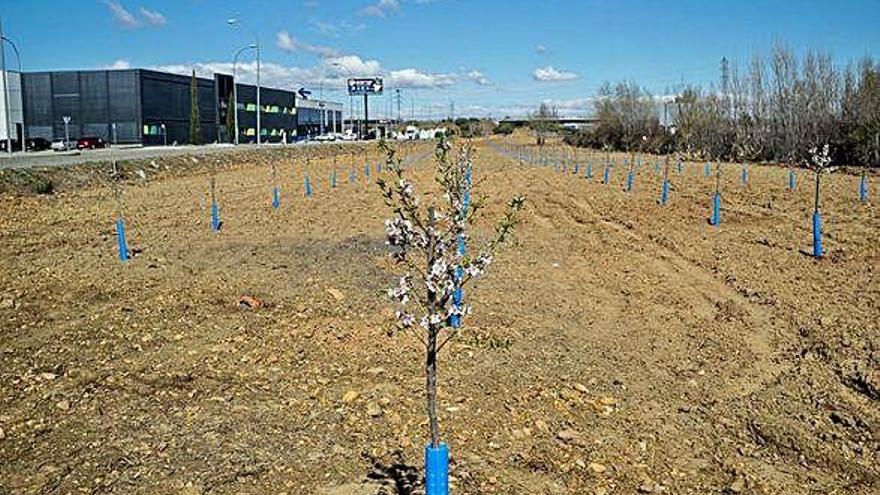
<box><xmin>209</xmin><ymin>159</ymin><xmax>220</xmax><ymax>231</ymax></box>
<box><xmin>809</xmin><ymin>144</ymin><xmax>832</xmax><ymax>258</ymax></box>
<box><xmin>660</xmin><ymin>154</ymin><xmax>671</xmax><ymax>206</ymax></box>
<box><xmin>109</xmin><ymin>132</ymin><xmax>129</xmax><ymax>262</ymax></box>
<box><xmin>378</xmin><ymin>138</ymin><xmax>524</xmax><ymax>494</ymax></box>
<box><xmin>626</xmin><ymin>150</ymin><xmax>636</xmax><ymax>192</ymax></box>
<box><xmin>271</xmin><ymin>159</ymin><xmax>280</xmax><ymax>209</ymax></box>
<box><xmin>711</xmin><ymin>161</ymin><xmax>723</xmax><ymax>226</ymax></box>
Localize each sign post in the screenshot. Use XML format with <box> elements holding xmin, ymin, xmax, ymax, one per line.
<box><xmin>347</xmin><ymin>78</ymin><xmax>383</xmax><ymax>140</ymax></box>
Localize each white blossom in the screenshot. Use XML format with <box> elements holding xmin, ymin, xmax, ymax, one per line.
<box><xmin>396</xmin><ymin>310</ymin><xmax>416</xmax><ymax>328</ymax></box>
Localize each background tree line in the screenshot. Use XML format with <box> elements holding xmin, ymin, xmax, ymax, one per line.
<box><xmin>559</xmin><ymin>46</ymin><xmax>879</xmax><ymax>167</ymax></box>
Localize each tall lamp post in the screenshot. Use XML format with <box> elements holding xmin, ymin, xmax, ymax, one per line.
<box><xmin>2</xmin><ymin>33</ymin><xmax>21</xmax><ymax>152</ymax></box>
<box><xmin>62</xmin><ymin>116</ymin><xmax>70</xmax><ymax>150</ymax></box>
<box><xmin>228</xmin><ymin>19</ymin><xmax>261</xmax><ymax>145</ymax></box>
<box><xmin>231</xmin><ymin>44</ymin><xmax>257</xmax><ymax>146</ymax></box>
<box><xmin>0</xmin><ymin>19</ymin><xmax>14</xmax><ymax>154</ymax></box>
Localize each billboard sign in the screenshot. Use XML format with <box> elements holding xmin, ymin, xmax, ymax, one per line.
<box><xmin>347</xmin><ymin>77</ymin><xmax>384</xmax><ymax>96</ymax></box>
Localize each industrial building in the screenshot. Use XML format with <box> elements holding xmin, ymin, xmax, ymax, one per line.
<box><xmin>2</xmin><ymin>67</ymin><xmax>342</xmax><ymax>148</ymax></box>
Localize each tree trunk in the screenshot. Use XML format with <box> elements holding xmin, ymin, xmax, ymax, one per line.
<box><xmin>425</xmin><ymin>206</ymin><xmax>441</xmax><ymax>448</ymax></box>
<box><xmin>426</xmin><ymin>324</ymin><xmax>440</xmax><ymax>448</ymax></box>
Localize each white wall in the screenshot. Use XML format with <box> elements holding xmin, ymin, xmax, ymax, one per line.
<box><xmin>0</xmin><ymin>71</ymin><xmax>24</xmax><ymax>141</ymax></box>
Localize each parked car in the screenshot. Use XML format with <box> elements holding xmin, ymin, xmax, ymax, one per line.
<box><xmin>51</xmin><ymin>138</ymin><xmax>75</xmax><ymax>152</ymax></box>
<box><xmin>313</xmin><ymin>134</ymin><xmax>337</xmax><ymax>142</ymax></box>
<box><xmin>76</xmin><ymin>137</ymin><xmax>106</xmax><ymax>150</ymax></box>
<box><xmin>26</xmin><ymin>137</ymin><xmax>52</xmax><ymax>152</ymax></box>
<box><xmin>0</xmin><ymin>139</ymin><xmax>21</xmax><ymax>152</ymax></box>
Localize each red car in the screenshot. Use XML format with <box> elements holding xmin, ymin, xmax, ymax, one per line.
<box><xmin>76</xmin><ymin>137</ymin><xmax>106</xmax><ymax>150</ymax></box>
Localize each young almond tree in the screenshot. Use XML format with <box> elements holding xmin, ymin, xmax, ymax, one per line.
<box><xmin>378</xmin><ymin>138</ymin><xmax>524</xmax><ymax>492</ymax></box>
<box><xmin>809</xmin><ymin>144</ymin><xmax>832</xmax><ymax>258</ymax></box>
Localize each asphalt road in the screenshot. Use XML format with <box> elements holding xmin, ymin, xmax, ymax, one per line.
<box><xmin>0</xmin><ymin>142</ymin><xmax>347</xmax><ymax>170</ymax></box>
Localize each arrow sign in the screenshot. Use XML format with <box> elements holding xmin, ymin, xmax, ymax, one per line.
<box><xmin>298</xmin><ymin>88</ymin><xmax>311</xmax><ymax>99</ymax></box>
<box><xmin>347</xmin><ymin>77</ymin><xmax>384</xmax><ymax>96</ymax></box>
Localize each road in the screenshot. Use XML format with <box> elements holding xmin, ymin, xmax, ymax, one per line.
<box><xmin>0</xmin><ymin>142</ymin><xmax>352</xmax><ymax>170</ymax></box>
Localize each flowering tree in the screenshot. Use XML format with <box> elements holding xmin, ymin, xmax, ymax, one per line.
<box><xmin>809</xmin><ymin>144</ymin><xmax>832</xmax><ymax>257</ymax></box>
<box><xmin>378</xmin><ymin>139</ymin><xmax>524</xmax><ymax>450</ymax></box>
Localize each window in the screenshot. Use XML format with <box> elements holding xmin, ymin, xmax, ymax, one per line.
<box><xmin>143</xmin><ymin>124</ymin><xmax>162</xmax><ymax>136</ymax></box>
<box><xmin>245</xmin><ymin>103</ymin><xmax>257</xmax><ymax>112</ymax></box>
<box><xmin>245</xmin><ymin>128</ymin><xmax>255</xmax><ymax>136</ymax></box>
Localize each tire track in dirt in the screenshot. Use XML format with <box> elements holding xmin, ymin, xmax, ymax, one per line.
<box><xmin>485</xmin><ymin>143</ymin><xmax>787</xmax><ymax>401</ymax></box>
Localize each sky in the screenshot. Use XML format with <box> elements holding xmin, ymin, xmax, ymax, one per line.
<box><xmin>1</xmin><ymin>0</ymin><xmax>878</xmax><ymax>119</ymax></box>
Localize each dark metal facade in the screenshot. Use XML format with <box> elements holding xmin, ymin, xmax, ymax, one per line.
<box><xmin>140</xmin><ymin>69</ymin><xmax>217</xmax><ymax>145</ymax></box>
<box><xmin>22</xmin><ymin>70</ymin><xmax>142</xmax><ymax>143</ymax></box>
<box><xmin>21</xmin><ymin>68</ymin><xmax>341</xmax><ymax>146</ymax></box>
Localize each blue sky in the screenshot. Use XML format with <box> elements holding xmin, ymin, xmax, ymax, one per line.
<box><xmin>1</xmin><ymin>0</ymin><xmax>878</xmax><ymax>118</ymax></box>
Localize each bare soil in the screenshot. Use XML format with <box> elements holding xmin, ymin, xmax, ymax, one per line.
<box><xmin>1</xmin><ymin>139</ymin><xmax>877</xmax><ymax>494</ymax></box>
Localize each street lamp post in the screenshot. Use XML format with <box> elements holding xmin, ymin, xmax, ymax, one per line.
<box><xmin>62</xmin><ymin>116</ymin><xmax>70</xmax><ymax>151</ymax></box>
<box><xmin>161</xmin><ymin>123</ymin><xmax>167</xmax><ymax>146</ymax></box>
<box><xmin>228</xmin><ymin>19</ymin><xmax>261</xmax><ymax>145</ymax></box>
<box><xmin>231</xmin><ymin>44</ymin><xmax>256</xmax><ymax>146</ymax></box>
<box><xmin>2</xmin><ymin>33</ymin><xmax>22</xmax><ymax>152</ymax></box>
<box><xmin>0</xmin><ymin>19</ymin><xmax>12</xmax><ymax>154</ymax></box>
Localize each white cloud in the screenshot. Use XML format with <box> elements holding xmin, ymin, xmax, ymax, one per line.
<box><xmin>310</xmin><ymin>19</ymin><xmax>366</xmax><ymax>38</ymax></box>
<box><xmin>388</xmin><ymin>68</ymin><xmax>455</xmax><ymax>88</ymax></box>
<box><xmin>276</xmin><ymin>30</ymin><xmax>340</xmax><ymax>58</ymax></box>
<box><xmin>467</xmin><ymin>70</ymin><xmax>490</xmax><ymax>86</ymax></box>
<box><xmin>276</xmin><ymin>31</ymin><xmax>297</xmax><ymax>52</ymax></box>
<box><xmin>104</xmin><ymin>59</ymin><xmax>132</xmax><ymax>70</ymax></box>
<box><xmin>533</xmin><ymin>66</ymin><xmax>579</xmax><ymax>82</ymax></box>
<box><xmin>323</xmin><ymin>55</ymin><xmax>383</xmax><ymax>77</ymax></box>
<box><xmin>103</xmin><ymin>0</ymin><xmax>139</xmax><ymax>28</ymax></box>
<box><xmin>535</xmin><ymin>44</ymin><xmax>547</xmax><ymax>54</ymax></box>
<box><xmin>361</xmin><ymin>0</ymin><xmax>399</xmax><ymax>17</ymax></box>
<box><xmin>139</xmin><ymin>7</ymin><xmax>166</xmax><ymax>26</ymax></box>
<box><xmin>152</xmin><ymin>55</ymin><xmax>454</xmax><ymax>92</ymax></box>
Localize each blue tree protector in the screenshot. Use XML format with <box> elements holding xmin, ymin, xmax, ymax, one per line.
<box><xmin>789</xmin><ymin>169</ymin><xmax>796</xmax><ymax>190</ymax></box>
<box><xmin>377</xmin><ymin>162</ymin><xmax>382</xmax><ymax>174</ymax></box>
<box><xmin>574</xmin><ymin>163</ymin><xmax>579</xmax><ymax>175</ymax></box>
<box><xmin>813</xmin><ymin>211</ymin><xmax>823</xmax><ymax>258</ymax></box>
<box><xmin>364</xmin><ymin>163</ymin><xmax>371</xmax><ymax>178</ymax></box>
<box><xmin>211</xmin><ymin>201</ymin><xmax>220</xmax><ymax>231</ymax></box>
<box><xmin>425</xmin><ymin>443</ymin><xmax>449</xmax><ymax>495</ymax></box>
<box><xmin>704</xmin><ymin>163</ymin><xmax>710</xmax><ymax>177</ymax></box>
<box><xmin>586</xmin><ymin>163</ymin><xmax>592</xmax><ymax>179</ymax></box>
<box><xmin>677</xmin><ymin>161</ymin><xmax>683</xmax><ymax>174</ymax></box>
<box><xmin>604</xmin><ymin>166</ymin><xmax>610</xmax><ymax>185</ymax></box>
<box><xmin>305</xmin><ymin>175</ymin><xmax>312</xmax><ymax>197</ymax></box>
<box><xmin>860</xmin><ymin>176</ymin><xmax>868</xmax><ymax>202</ymax></box>
<box><xmin>115</xmin><ymin>217</ymin><xmax>129</xmax><ymax>262</ymax></box>
<box><xmin>562</xmin><ymin>163</ymin><xmax>568</xmax><ymax>173</ymax></box>
<box><xmin>331</xmin><ymin>169</ymin><xmax>337</xmax><ymax>188</ymax></box>
<box><xmin>654</xmin><ymin>161</ymin><xmax>660</xmax><ymax>173</ymax></box>
<box><xmin>742</xmin><ymin>166</ymin><xmax>748</xmax><ymax>186</ymax></box>
<box><xmin>661</xmin><ymin>179</ymin><xmax>669</xmax><ymax>206</ymax></box>
<box><xmin>349</xmin><ymin>167</ymin><xmax>356</xmax><ymax>184</ymax></box>
<box><xmin>711</xmin><ymin>192</ymin><xmax>721</xmax><ymax>226</ymax></box>
<box><xmin>272</xmin><ymin>186</ymin><xmax>280</xmax><ymax>209</ymax></box>
<box><xmin>626</xmin><ymin>171</ymin><xmax>634</xmax><ymax>192</ymax></box>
